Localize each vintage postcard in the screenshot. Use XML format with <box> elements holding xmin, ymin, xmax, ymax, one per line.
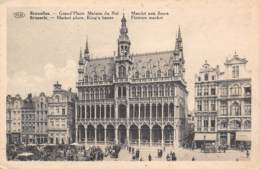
<box><xmin>0</xmin><ymin>0</ymin><xmax>260</xmax><ymax>169</ymax></box>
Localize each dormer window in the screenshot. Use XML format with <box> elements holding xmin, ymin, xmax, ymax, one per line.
<box><xmin>103</xmin><ymin>74</ymin><xmax>106</xmax><ymax>81</ymax></box>
<box><xmin>204</xmin><ymin>73</ymin><xmax>208</xmax><ymax>81</ymax></box>
<box><xmin>119</xmin><ymin>65</ymin><xmax>126</xmax><ymax>78</ymax></box>
<box><xmin>232</xmin><ymin>65</ymin><xmax>239</xmax><ymax>78</ymax></box>
<box><xmin>157</xmin><ymin>70</ymin><xmax>161</xmax><ymax>78</ymax></box>
<box><xmin>146</xmin><ymin>71</ymin><xmax>150</xmax><ymax>78</ymax></box>
<box><xmin>198</xmin><ymin>77</ymin><xmax>201</xmax><ymax>81</ymax></box>
<box><xmin>94</xmin><ymin>75</ymin><xmax>98</xmax><ymax>82</ymax></box>
<box><xmin>135</xmin><ymin>71</ymin><xmax>139</xmax><ymax>79</ymax></box>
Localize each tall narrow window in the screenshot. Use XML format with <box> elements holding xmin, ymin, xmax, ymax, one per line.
<box><xmin>119</xmin><ymin>65</ymin><xmax>126</xmax><ymax>78</ymax></box>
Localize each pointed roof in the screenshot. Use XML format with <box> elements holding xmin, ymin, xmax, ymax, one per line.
<box><xmin>84</xmin><ymin>37</ymin><xmax>89</xmax><ymax>54</ymax></box>
<box><xmin>177</xmin><ymin>26</ymin><xmax>182</xmax><ymax>40</ymax></box>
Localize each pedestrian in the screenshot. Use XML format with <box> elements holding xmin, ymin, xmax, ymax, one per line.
<box><xmin>192</xmin><ymin>156</ymin><xmax>195</xmax><ymax>161</ymax></box>
<box><xmin>246</xmin><ymin>150</ymin><xmax>250</xmax><ymax>158</ymax></box>
<box><xmin>148</xmin><ymin>154</ymin><xmax>152</xmax><ymax>161</ymax></box>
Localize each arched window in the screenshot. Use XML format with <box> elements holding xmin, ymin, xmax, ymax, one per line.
<box><xmin>168</xmin><ymin>69</ymin><xmax>172</xmax><ymax>77</ymax></box>
<box><xmin>143</xmin><ymin>86</ymin><xmax>147</xmax><ymax>98</ymax></box>
<box><xmin>230</xmin><ymin>120</ymin><xmax>241</xmax><ymax>129</ymax></box>
<box><xmin>231</xmin><ymin>102</ymin><xmax>241</xmax><ymax>116</ymax></box>
<box><xmin>230</xmin><ymin>84</ymin><xmax>241</xmax><ymax>96</ymax></box>
<box><xmin>135</xmin><ymin>71</ymin><xmax>139</xmax><ymax>79</ymax></box>
<box><xmin>132</xmin><ymin>87</ymin><xmax>136</xmax><ymax>98</ymax></box>
<box><xmin>100</xmin><ymin>88</ymin><xmax>104</xmax><ymax>99</ymax></box>
<box><xmin>137</xmin><ymin>86</ymin><xmax>141</xmax><ymax>97</ymax></box>
<box><xmin>244</xmin><ymin>120</ymin><xmax>251</xmax><ymax>129</ymax></box>
<box><xmin>159</xmin><ymin>85</ymin><xmax>164</xmax><ymax>97</ymax></box>
<box><xmin>86</xmin><ymin>89</ymin><xmax>89</xmax><ymax>100</ymax></box>
<box><xmin>204</xmin><ymin>73</ymin><xmax>208</xmax><ymax>81</ymax></box>
<box><xmin>118</xmin><ymin>87</ymin><xmax>121</xmax><ymax>97</ymax></box>
<box><xmin>165</xmin><ymin>85</ymin><xmax>170</xmax><ymax>96</ymax></box>
<box><xmin>157</xmin><ymin>70</ymin><xmax>161</xmax><ymax>77</ymax></box>
<box><xmin>148</xmin><ymin>85</ymin><xmax>153</xmax><ymax>97</ymax></box>
<box><xmin>95</xmin><ymin>88</ymin><xmax>99</xmax><ymax>99</ymax></box>
<box><xmin>154</xmin><ymin>86</ymin><xmax>158</xmax><ymax>97</ymax></box>
<box><xmin>94</xmin><ymin>74</ymin><xmax>98</xmax><ymax>82</ymax></box>
<box><xmin>220</xmin><ymin>120</ymin><xmax>228</xmax><ymax>129</ymax></box>
<box><xmin>123</xmin><ymin>87</ymin><xmax>126</xmax><ymax>97</ymax></box>
<box><xmin>119</xmin><ymin>65</ymin><xmax>126</xmax><ymax>78</ymax></box>
<box><xmin>103</xmin><ymin>74</ymin><xmax>106</xmax><ymax>81</ymax></box>
<box><xmin>146</xmin><ymin>71</ymin><xmax>150</xmax><ymax>78</ymax></box>
<box><xmin>90</xmin><ymin>89</ymin><xmax>94</xmax><ymax>99</ymax></box>
<box><xmin>55</xmin><ymin>95</ymin><xmax>60</xmax><ymax>102</ymax></box>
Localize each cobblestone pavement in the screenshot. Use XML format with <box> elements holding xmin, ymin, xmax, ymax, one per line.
<box><xmin>100</xmin><ymin>146</ymin><xmax>250</xmax><ymax>161</ymax></box>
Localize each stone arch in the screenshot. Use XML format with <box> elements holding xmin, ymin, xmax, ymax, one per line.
<box><xmin>140</xmin><ymin>124</ymin><xmax>150</xmax><ymax>144</ymax></box>
<box><xmin>152</xmin><ymin>124</ymin><xmax>162</xmax><ymax>144</ymax></box>
<box><xmin>164</xmin><ymin>124</ymin><xmax>174</xmax><ymax>144</ymax></box>
<box><xmin>229</xmin><ymin>119</ymin><xmax>241</xmax><ymax>129</ymax></box>
<box><xmin>118</xmin><ymin>124</ymin><xmax>127</xmax><ymax>144</ymax></box>
<box><xmin>244</xmin><ymin>120</ymin><xmax>251</xmax><ymax>129</ymax></box>
<box><xmin>97</xmin><ymin>124</ymin><xmax>105</xmax><ymax>143</ymax></box>
<box><xmin>129</xmin><ymin>124</ymin><xmax>139</xmax><ymax>144</ymax></box>
<box><xmin>106</xmin><ymin>124</ymin><xmax>115</xmax><ymax>143</ymax></box>
<box><xmin>78</xmin><ymin>124</ymin><xmax>85</xmax><ymax>143</ymax></box>
<box><xmin>87</xmin><ymin>124</ymin><xmax>95</xmax><ymax>143</ymax></box>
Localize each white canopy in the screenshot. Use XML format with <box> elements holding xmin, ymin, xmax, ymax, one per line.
<box><xmin>236</xmin><ymin>132</ymin><xmax>251</xmax><ymax>141</ymax></box>
<box><xmin>194</xmin><ymin>133</ymin><xmax>216</xmax><ymax>141</ymax></box>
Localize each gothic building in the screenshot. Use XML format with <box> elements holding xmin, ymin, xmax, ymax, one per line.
<box><xmin>76</xmin><ymin>15</ymin><xmax>188</xmax><ymax>147</ymax></box>
<box><xmin>194</xmin><ymin>53</ymin><xmax>251</xmax><ymax>148</ymax></box>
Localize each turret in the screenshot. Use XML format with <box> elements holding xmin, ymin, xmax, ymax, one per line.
<box><xmin>84</xmin><ymin>37</ymin><xmax>90</xmax><ymax>61</ymax></box>
<box><xmin>118</xmin><ymin>14</ymin><xmax>131</xmax><ymax>57</ymax></box>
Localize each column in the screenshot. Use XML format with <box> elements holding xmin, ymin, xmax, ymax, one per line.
<box><xmin>149</xmin><ymin>127</ymin><xmax>152</xmax><ymax>146</ymax></box>
<box><xmin>94</xmin><ymin>105</ymin><xmax>97</xmax><ymax>119</ymax></box>
<box><xmin>75</xmin><ymin>127</ymin><xmax>78</xmax><ymax>143</ymax></box>
<box><xmin>104</xmin><ymin>104</ymin><xmax>107</xmax><ymax>120</ymax></box>
<box><xmin>104</xmin><ymin>126</ymin><xmax>107</xmax><ymax>145</ymax></box>
<box><xmin>85</xmin><ymin>127</ymin><xmax>87</xmax><ymax>144</ymax></box>
<box><xmin>78</xmin><ymin>127</ymin><xmax>81</xmax><ymax>143</ymax></box>
<box><xmin>138</xmin><ymin>127</ymin><xmax>141</xmax><ymax>148</ymax></box>
<box><xmin>115</xmin><ymin>126</ymin><xmax>118</xmax><ymax>144</ymax></box>
<box><xmin>162</xmin><ymin>103</ymin><xmax>164</xmax><ymax>123</ymax></box>
<box><xmin>138</xmin><ymin>103</ymin><xmax>141</xmax><ymax>120</ymax></box>
<box><xmin>156</xmin><ymin>104</ymin><xmax>157</xmax><ymax>121</ymax></box>
<box><xmin>126</xmin><ymin>126</ymin><xmax>129</xmax><ymax>145</ymax></box>
<box><xmin>94</xmin><ymin>126</ymin><xmax>97</xmax><ymax>145</ymax></box>
<box><xmin>150</xmin><ymin>104</ymin><xmax>152</xmax><ymax>122</ymax></box>
<box><xmin>161</xmin><ymin>127</ymin><xmax>164</xmax><ymax>146</ymax></box>
<box><xmin>227</xmin><ymin>132</ymin><xmax>231</xmax><ymax>148</ymax></box>
<box><xmin>174</xmin><ymin>125</ymin><xmax>179</xmax><ymax>148</ymax></box>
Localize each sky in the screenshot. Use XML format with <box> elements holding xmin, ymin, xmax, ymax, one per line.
<box><xmin>7</xmin><ymin>1</ymin><xmax>258</xmax><ymax>111</ymax></box>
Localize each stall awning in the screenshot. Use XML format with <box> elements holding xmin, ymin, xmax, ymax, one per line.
<box><xmin>236</xmin><ymin>132</ymin><xmax>251</xmax><ymax>141</ymax></box>
<box><xmin>194</xmin><ymin>133</ymin><xmax>216</xmax><ymax>141</ymax></box>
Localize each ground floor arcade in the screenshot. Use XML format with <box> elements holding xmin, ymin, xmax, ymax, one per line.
<box><xmin>76</xmin><ymin>123</ymin><xmax>179</xmax><ymax>147</ymax></box>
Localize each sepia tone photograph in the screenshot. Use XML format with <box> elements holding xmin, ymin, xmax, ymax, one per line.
<box><xmin>0</xmin><ymin>0</ymin><xmax>260</xmax><ymax>168</ymax></box>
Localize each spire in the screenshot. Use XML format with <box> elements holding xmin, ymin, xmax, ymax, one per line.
<box><xmin>78</xmin><ymin>48</ymin><xmax>84</xmax><ymax>65</ymax></box>
<box><xmin>120</xmin><ymin>13</ymin><xmax>128</xmax><ymax>36</ymax></box>
<box><xmin>84</xmin><ymin>37</ymin><xmax>90</xmax><ymax>61</ymax></box>
<box><xmin>84</xmin><ymin>36</ymin><xmax>89</xmax><ymax>54</ymax></box>
<box><xmin>177</xmin><ymin>25</ymin><xmax>182</xmax><ymax>40</ymax></box>
<box><xmin>175</xmin><ymin>26</ymin><xmax>183</xmax><ymax>50</ymax></box>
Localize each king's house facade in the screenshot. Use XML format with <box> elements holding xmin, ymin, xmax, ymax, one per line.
<box><xmin>75</xmin><ymin>15</ymin><xmax>188</xmax><ymax>147</ymax></box>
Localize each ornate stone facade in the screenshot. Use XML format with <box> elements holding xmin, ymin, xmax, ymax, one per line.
<box><xmin>47</xmin><ymin>82</ymin><xmax>77</xmax><ymax>144</ymax></box>
<box><xmin>76</xmin><ymin>15</ymin><xmax>188</xmax><ymax>147</ymax></box>
<box><xmin>194</xmin><ymin>53</ymin><xmax>251</xmax><ymax>148</ymax></box>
